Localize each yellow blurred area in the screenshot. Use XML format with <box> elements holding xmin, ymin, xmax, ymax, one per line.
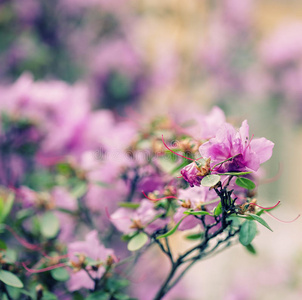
<box><xmin>132</xmin><ymin>0</ymin><xmax>302</xmax><ymax>113</ymax></box>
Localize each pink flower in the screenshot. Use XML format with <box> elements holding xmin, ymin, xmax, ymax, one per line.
<box><xmin>174</xmin><ymin>186</ymin><xmax>218</xmax><ymax>231</ymax></box>
<box><xmin>111</xmin><ymin>200</ymin><xmax>168</xmax><ymax>235</ymax></box>
<box><xmin>67</xmin><ymin>230</ymin><xmax>114</xmax><ymax>291</ymax></box>
<box><xmin>199</xmin><ymin>120</ymin><xmax>274</xmax><ymax>173</ymax></box>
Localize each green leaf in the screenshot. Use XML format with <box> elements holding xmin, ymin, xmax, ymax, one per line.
<box><xmin>118</xmin><ymin>203</ymin><xmax>140</xmax><ymax>209</ymax></box>
<box><xmin>127</xmin><ymin>232</ymin><xmax>148</xmax><ymax>251</ymax></box>
<box><xmin>245</xmin><ymin>244</ymin><xmax>257</xmax><ymax>255</ymax></box>
<box><xmin>41</xmin><ymin>291</ymin><xmax>58</xmax><ymax>300</ymax></box>
<box><xmin>157</xmin><ymin>216</ymin><xmax>188</xmax><ymax>239</ymax></box>
<box><xmin>227</xmin><ymin>216</ymin><xmax>241</xmax><ymax>227</ymax></box>
<box><xmin>86</xmin><ymin>292</ymin><xmax>110</xmax><ymax>300</ymax></box>
<box><xmin>235</xmin><ymin>177</ymin><xmax>256</xmax><ymax>190</ymax></box>
<box><xmin>20</xmin><ymin>289</ymin><xmax>34</xmax><ymax>298</ymax></box>
<box><xmin>239</xmin><ymin>220</ymin><xmax>257</xmax><ymax>246</ymax></box>
<box><xmin>121</xmin><ymin>232</ymin><xmax>137</xmax><ymax>242</ymax></box>
<box><xmin>219</xmin><ymin>171</ymin><xmax>252</xmax><ymax>176</ymax></box>
<box><xmin>0</xmin><ymin>193</ymin><xmax>14</xmax><ymax>223</ymax></box>
<box><xmin>71</xmin><ymin>182</ymin><xmax>87</xmax><ymax>199</ymax></box>
<box><xmin>170</xmin><ymin>160</ymin><xmax>190</xmax><ymax>175</ymax></box>
<box><xmin>16</xmin><ymin>209</ymin><xmax>34</xmax><ymax>221</ymax></box>
<box><xmin>183</xmin><ymin>210</ymin><xmax>212</xmax><ymax>216</ymax></box>
<box><xmin>50</xmin><ymin>267</ymin><xmax>70</xmax><ymax>281</ymax></box>
<box><xmin>214</xmin><ymin>202</ymin><xmax>222</xmax><ymax>216</ymax></box>
<box><xmin>0</xmin><ymin>239</ymin><xmax>7</xmax><ymax>250</ymax></box>
<box><xmin>0</xmin><ymin>223</ymin><xmax>6</xmax><ymax>233</ymax></box>
<box><xmin>40</xmin><ymin>212</ymin><xmax>60</xmax><ymax>239</ymax></box>
<box><xmin>4</xmin><ymin>249</ymin><xmax>17</xmax><ymax>264</ymax></box>
<box><xmin>0</xmin><ymin>270</ymin><xmax>23</xmax><ymax>288</ymax></box>
<box><xmin>201</xmin><ymin>175</ymin><xmax>221</xmax><ymax>187</ymax></box>
<box><xmin>114</xmin><ymin>294</ymin><xmax>131</xmax><ymax>300</ymax></box>
<box><xmin>185</xmin><ymin>232</ymin><xmax>204</xmax><ymax>240</ymax></box>
<box><xmin>248</xmin><ymin>214</ymin><xmax>273</xmax><ymax>232</ymax></box>
<box><xmin>106</xmin><ymin>278</ymin><xmax>129</xmax><ymax>293</ymax></box>
<box><xmin>72</xmin><ymin>292</ymin><xmax>85</xmax><ymax>300</ymax></box>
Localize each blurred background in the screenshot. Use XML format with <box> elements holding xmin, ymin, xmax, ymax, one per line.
<box><xmin>1</xmin><ymin>0</ymin><xmax>302</xmax><ymax>299</ymax></box>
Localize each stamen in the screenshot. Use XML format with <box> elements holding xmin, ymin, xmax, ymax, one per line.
<box><xmin>105</xmin><ymin>206</ymin><xmax>112</xmax><ymax>220</ymax></box>
<box><xmin>5</xmin><ymin>225</ymin><xmax>41</xmax><ymax>251</ymax></box>
<box><xmin>261</xmin><ymin>163</ymin><xmax>283</xmax><ymax>185</ymax></box>
<box><xmin>22</xmin><ymin>262</ymin><xmax>68</xmax><ymax>273</ymax></box>
<box><xmin>247</xmin><ymin>134</ymin><xmax>254</xmax><ymax>148</ymax></box>
<box><xmin>142</xmin><ymin>191</ymin><xmax>178</xmax><ymax>202</ymax></box>
<box><xmin>249</xmin><ymin>201</ymin><xmax>281</xmax><ymax>210</ymax></box>
<box><xmin>264</xmin><ymin>211</ymin><xmax>300</xmax><ymax>223</ymax></box>
<box><xmin>162</xmin><ymin>135</ymin><xmax>195</xmax><ymax>161</ymax></box>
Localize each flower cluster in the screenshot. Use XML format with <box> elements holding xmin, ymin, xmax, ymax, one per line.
<box><xmin>0</xmin><ymin>77</ymin><xmax>291</xmax><ymax>300</ymax></box>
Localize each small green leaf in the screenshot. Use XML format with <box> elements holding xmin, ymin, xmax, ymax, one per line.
<box><xmin>201</xmin><ymin>175</ymin><xmax>221</xmax><ymax>187</ymax></box>
<box><xmin>214</xmin><ymin>202</ymin><xmax>222</xmax><ymax>216</ymax></box>
<box><xmin>40</xmin><ymin>212</ymin><xmax>60</xmax><ymax>239</ymax></box>
<box><xmin>86</xmin><ymin>292</ymin><xmax>109</xmax><ymax>300</ymax></box>
<box><xmin>41</xmin><ymin>291</ymin><xmax>58</xmax><ymax>300</ymax></box>
<box><xmin>16</xmin><ymin>209</ymin><xmax>34</xmax><ymax>220</ymax></box>
<box><xmin>4</xmin><ymin>249</ymin><xmax>17</xmax><ymax>264</ymax></box>
<box><xmin>0</xmin><ymin>193</ymin><xmax>15</xmax><ymax>223</ymax></box>
<box><xmin>157</xmin><ymin>216</ymin><xmax>188</xmax><ymax>239</ymax></box>
<box><xmin>121</xmin><ymin>232</ymin><xmax>137</xmax><ymax>242</ymax></box>
<box><xmin>127</xmin><ymin>232</ymin><xmax>148</xmax><ymax>251</ymax></box>
<box><xmin>72</xmin><ymin>182</ymin><xmax>87</xmax><ymax>199</ymax></box>
<box><xmin>239</xmin><ymin>220</ymin><xmax>257</xmax><ymax>246</ymax></box>
<box><xmin>183</xmin><ymin>210</ymin><xmax>212</xmax><ymax>216</ymax></box>
<box><xmin>185</xmin><ymin>232</ymin><xmax>204</xmax><ymax>240</ymax></box>
<box><xmin>0</xmin><ymin>239</ymin><xmax>7</xmax><ymax>250</ymax></box>
<box><xmin>114</xmin><ymin>294</ymin><xmax>131</xmax><ymax>300</ymax></box>
<box><xmin>20</xmin><ymin>289</ymin><xmax>34</xmax><ymax>298</ymax></box>
<box><xmin>118</xmin><ymin>203</ymin><xmax>140</xmax><ymax>209</ymax></box>
<box><xmin>235</xmin><ymin>177</ymin><xmax>256</xmax><ymax>190</ymax></box>
<box><xmin>0</xmin><ymin>270</ymin><xmax>23</xmax><ymax>288</ymax></box>
<box><xmin>248</xmin><ymin>214</ymin><xmax>273</xmax><ymax>232</ymax></box>
<box><xmin>6</xmin><ymin>285</ymin><xmax>23</xmax><ymax>298</ymax></box>
<box><xmin>50</xmin><ymin>267</ymin><xmax>70</xmax><ymax>281</ymax></box>
<box><xmin>245</xmin><ymin>244</ymin><xmax>257</xmax><ymax>255</ymax></box>
<box><xmin>219</xmin><ymin>171</ymin><xmax>252</xmax><ymax>176</ymax></box>
<box><xmin>170</xmin><ymin>160</ymin><xmax>190</xmax><ymax>175</ymax></box>
<box><xmin>227</xmin><ymin>216</ymin><xmax>241</xmax><ymax>227</ymax></box>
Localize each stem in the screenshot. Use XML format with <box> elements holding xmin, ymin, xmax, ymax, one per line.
<box><xmin>153</xmin><ymin>182</ymin><xmax>239</xmax><ymax>299</ymax></box>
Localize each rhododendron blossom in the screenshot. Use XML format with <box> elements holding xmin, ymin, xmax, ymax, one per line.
<box><xmin>199</xmin><ymin>120</ymin><xmax>274</xmax><ymax>173</ymax></box>
<box><xmin>67</xmin><ymin>230</ymin><xmax>114</xmax><ymax>291</ymax></box>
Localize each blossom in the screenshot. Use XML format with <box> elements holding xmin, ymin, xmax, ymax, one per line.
<box><xmin>174</xmin><ymin>186</ymin><xmax>218</xmax><ymax>231</ymax></box>
<box><xmin>67</xmin><ymin>230</ymin><xmax>114</xmax><ymax>291</ymax></box>
<box><xmin>180</xmin><ymin>158</ymin><xmax>211</xmax><ymax>187</ymax></box>
<box><xmin>110</xmin><ymin>200</ymin><xmax>168</xmax><ymax>235</ymax></box>
<box><xmin>199</xmin><ymin>120</ymin><xmax>274</xmax><ymax>173</ymax></box>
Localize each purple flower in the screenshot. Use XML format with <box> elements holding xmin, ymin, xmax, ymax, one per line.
<box><xmin>180</xmin><ymin>162</ymin><xmax>202</xmax><ymax>187</ymax></box>
<box><xmin>180</xmin><ymin>158</ymin><xmax>211</xmax><ymax>187</ymax></box>
<box><xmin>67</xmin><ymin>230</ymin><xmax>114</xmax><ymax>291</ymax></box>
<box><xmin>199</xmin><ymin>120</ymin><xmax>274</xmax><ymax>173</ymax></box>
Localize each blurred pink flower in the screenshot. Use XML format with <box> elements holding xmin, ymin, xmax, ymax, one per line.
<box><xmin>260</xmin><ymin>22</ymin><xmax>302</xmax><ymax>67</ymax></box>
<box><xmin>111</xmin><ymin>199</ymin><xmax>168</xmax><ymax>235</ymax></box>
<box><xmin>174</xmin><ymin>186</ymin><xmax>217</xmax><ymax>231</ymax></box>
<box><xmin>67</xmin><ymin>230</ymin><xmax>114</xmax><ymax>291</ymax></box>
